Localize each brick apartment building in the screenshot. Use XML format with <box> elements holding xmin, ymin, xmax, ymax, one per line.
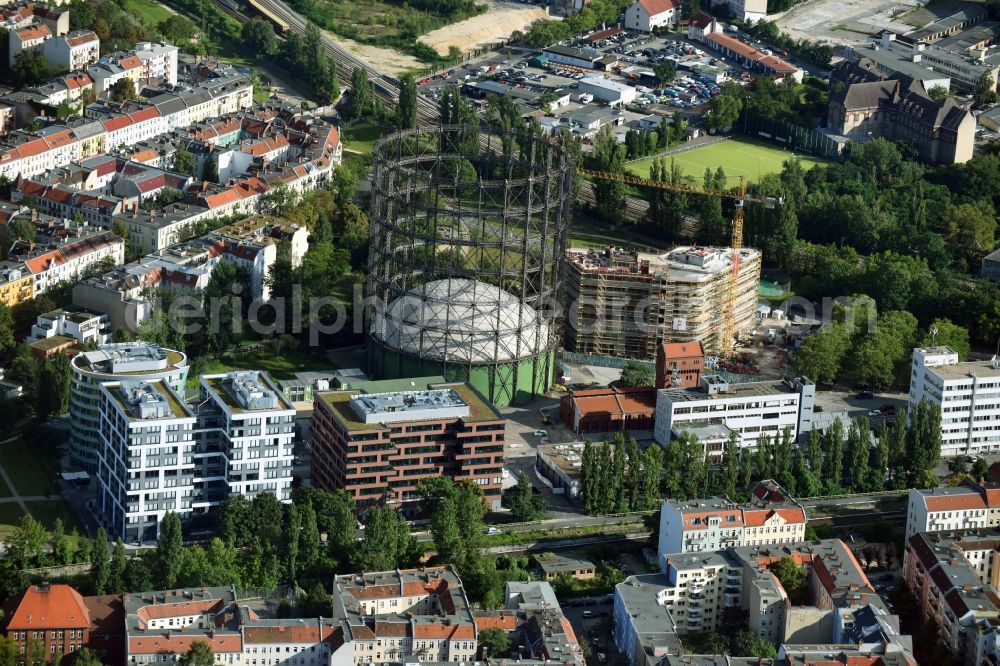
<box><xmin>311</xmin><ymin>383</ymin><xmax>505</xmax><ymax>514</ymax></box>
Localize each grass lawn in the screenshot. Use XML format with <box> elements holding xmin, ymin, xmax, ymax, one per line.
<box><xmin>0</xmin><ymin>503</ymin><xmax>24</xmax><ymax>541</ymax></box>
<box><xmin>0</xmin><ymin>436</ymin><xmax>61</xmax><ymax>497</ymax></box>
<box><xmin>625</xmin><ymin>138</ymin><xmax>829</xmax><ymax>187</ymax></box>
<box><xmin>343</xmin><ymin>121</ymin><xmax>391</xmax><ymax>155</ymax></box>
<box><xmin>124</xmin><ymin>0</ymin><xmax>173</xmax><ymax>26</ymax></box>
<box><xmin>24</xmin><ymin>500</ymin><xmax>84</xmax><ymax>533</ymax></box>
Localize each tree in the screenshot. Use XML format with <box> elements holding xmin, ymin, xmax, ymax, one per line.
<box><xmin>943</xmin><ymin>200</ymin><xmax>996</xmax><ymax>268</ymax></box>
<box><xmin>973</xmin><ymin>457</ymin><xmax>990</xmax><ymax>481</ymax></box>
<box><xmin>641</xmin><ymin>444</ymin><xmax>664</xmax><ymax>509</ymax></box>
<box><xmin>241</xmin><ymin>18</ymin><xmax>277</xmax><ymax>55</ymax></box>
<box><xmin>12</xmin><ymin>50</ymin><xmax>49</xmax><ymax>86</ymax></box>
<box><xmin>0</xmin><ymin>634</ymin><xmax>18</xmax><ymax>666</ymax></box>
<box><xmin>8</xmin><ymin>515</ymin><xmax>47</xmax><ymax>567</ymax></box>
<box><xmin>284</xmin><ymin>503</ymin><xmax>301</xmax><ymax>583</ymax></box>
<box><xmin>73</xmin><ymin>649</ymin><xmax>104</xmax><ymax>666</ymax></box>
<box><xmin>173</xmin><ymin>148</ymin><xmax>197</xmax><ymax>176</ymax></box>
<box><xmin>707</xmin><ymin>84</ymin><xmax>743</xmax><ymax>130</ymax></box>
<box><xmin>922</xmin><ymin>318</ymin><xmax>970</xmax><ymax>360</ymax></box>
<box><xmin>108</xmin><ymin>539</ymin><xmax>126</xmax><ymax>594</ymax></box>
<box><xmin>398</xmin><ymin>74</ymin><xmax>418</xmax><ymax>130</ymax></box>
<box><xmin>0</xmin><ymin>302</ymin><xmax>13</xmax><ymax>353</ymax></box>
<box><xmin>504</xmin><ymin>473</ymin><xmax>546</xmax><ymax>522</ymax></box>
<box><xmin>619</xmin><ymin>361</ymin><xmax>654</xmax><ymax>387</ymax></box>
<box><xmin>157</xmin><ymin>15</ymin><xmax>196</xmax><ymax>43</ymax></box>
<box><xmin>155</xmin><ymin>512</ymin><xmax>184</xmax><ymax>589</ymax></box>
<box><xmin>927</xmin><ymin>85</ymin><xmax>949</xmax><ymax>101</ymax></box>
<box><xmin>478</xmin><ymin>628</ymin><xmax>512</xmax><ymax>659</ymax></box>
<box><xmin>298</xmin><ymin>501</ymin><xmax>321</xmax><ymax>572</ymax></box>
<box><xmin>179</xmin><ymin>641</ymin><xmax>214</xmax><ymax>666</ymax></box>
<box><xmin>653</xmin><ymin>61</ymin><xmax>676</xmax><ymax>84</ymax></box>
<box><xmin>731</xmin><ymin>630</ymin><xmax>777</xmax><ymax>659</ymax></box>
<box><xmin>822</xmin><ymin>418</ymin><xmax>844</xmax><ymax>488</ymax></box>
<box><xmin>976</xmin><ymin>71</ymin><xmax>998</xmax><ymax>105</ymax></box>
<box><xmin>354</xmin><ymin>506</ymin><xmax>415</xmax><ymax>571</ymax></box>
<box><xmin>90</xmin><ymin>528</ymin><xmax>109</xmax><ymax>593</ymax></box>
<box><xmin>845</xmin><ymin>417</ymin><xmax>871</xmax><ymax>491</ymax></box>
<box><xmin>110</xmin><ymin>78</ymin><xmax>137</xmax><ymax>103</ymax></box>
<box><xmin>350</xmin><ymin>67</ymin><xmax>373</xmax><ymax>119</ymax></box>
<box><xmin>592</xmin><ymin>124</ymin><xmax>628</xmax><ymax>224</ymax></box>
<box><xmin>36</xmin><ymin>353</ymin><xmax>71</xmax><ymax>419</ymax></box>
<box><xmin>769</xmin><ymin>557</ymin><xmax>807</xmax><ymax>600</ymax></box>
<box><xmin>299</xmin><ymin>581</ymin><xmax>331</xmax><ymax>617</ymax></box>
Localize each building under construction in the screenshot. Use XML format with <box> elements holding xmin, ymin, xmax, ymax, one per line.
<box><xmin>563</xmin><ymin>245</ymin><xmax>761</xmax><ymax>358</ymax></box>
<box><xmin>365</xmin><ymin>125</ymin><xmax>574</xmax><ymax>407</ymax></box>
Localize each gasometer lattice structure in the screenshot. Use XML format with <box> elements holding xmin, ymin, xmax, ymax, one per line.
<box><xmin>366</xmin><ymin>125</ymin><xmax>574</xmax><ymax>407</ymax></box>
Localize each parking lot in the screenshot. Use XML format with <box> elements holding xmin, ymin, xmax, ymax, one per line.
<box><xmin>417</xmin><ymin>28</ymin><xmax>767</xmax><ymax>133</ymax></box>
<box><xmin>561</xmin><ymin>595</ymin><xmax>618</xmax><ymax>663</ymax></box>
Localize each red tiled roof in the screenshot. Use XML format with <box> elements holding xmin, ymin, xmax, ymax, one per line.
<box><xmin>923</xmin><ymin>492</ymin><xmax>986</xmax><ymax>512</ymax></box>
<box><xmin>15</xmin><ymin>24</ymin><xmax>50</xmax><ymax>41</ymax></box>
<box><xmin>136</xmin><ymin>599</ymin><xmax>222</xmax><ymax>625</ymax></box>
<box><xmin>689</xmin><ymin>11</ymin><xmax>713</xmax><ymax>29</ymax></box>
<box><xmin>103</xmin><ymin>116</ymin><xmax>132</xmax><ymax>133</ymax></box>
<box><xmin>412</xmin><ymin>622</ymin><xmax>475</xmax><ymax>640</ymax></box>
<box><xmin>474</xmin><ymin>614</ymin><xmax>518</xmax><ymax>631</ymax></box>
<box><xmin>43</xmin><ymin>130</ymin><xmax>74</xmax><ymax>150</ymax></box>
<box><xmin>637</xmin><ymin>0</ymin><xmax>676</xmax><ymax>16</ymax></box>
<box><xmin>244</xmin><ymin>624</ymin><xmax>330</xmax><ymax>644</ymax></box>
<box><xmin>6</xmin><ymin>585</ymin><xmax>90</xmax><ymax>630</ymax></box>
<box><xmin>743</xmin><ymin>507</ymin><xmax>806</xmax><ymax>527</ymax></box>
<box><xmin>66</xmin><ymin>31</ymin><xmax>98</xmax><ymax>46</ymax></box>
<box><xmin>660</xmin><ymin>341</ymin><xmax>703</xmax><ymax>359</ymax></box>
<box><xmin>373</xmin><ymin>621</ymin><xmax>409</xmax><ymax>637</ymax></box>
<box><xmin>128</xmin><ymin>107</ymin><xmax>160</xmax><ymax>123</ymax></box>
<box><xmin>118</xmin><ymin>55</ymin><xmax>142</xmax><ymax>70</ymax></box>
<box><xmin>128</xmin><ymin>634</ymin><xmax>241</xmax><ymax>655</ymax></box>
<box><xmin>16</xmin><ymin>139</ymin><xmax>48</xmax><ymax>158</ymax></box>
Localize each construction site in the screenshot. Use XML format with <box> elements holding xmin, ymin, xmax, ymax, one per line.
<box><xmin>563</xmin><ymin>245</ymin><xmax>762</xmax><ymax>359</ymax></box>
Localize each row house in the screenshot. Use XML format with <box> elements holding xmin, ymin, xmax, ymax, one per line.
<box><xmin>7</xmin><ymin>228</ymin><xmax>124</xmax><ymax>296</ymax></box>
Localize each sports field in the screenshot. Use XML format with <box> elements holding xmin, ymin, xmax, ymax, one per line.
<box><xmin>625</xmin><ymin>138</ymin><xmax>829</xmax><ymax>187</ymax></box>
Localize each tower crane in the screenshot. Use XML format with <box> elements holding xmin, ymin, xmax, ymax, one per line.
<box><xmin>577</xmin><ymin>167</ymin><xmax>782</xmax><ymax>358</ymax></box>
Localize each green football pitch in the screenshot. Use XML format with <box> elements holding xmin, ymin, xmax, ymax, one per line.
<box><xmin>625</xmin><ymin>137</ymin><xmax>829</xmax><ymax>187</ymax></box>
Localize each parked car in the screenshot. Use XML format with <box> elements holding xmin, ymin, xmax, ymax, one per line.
<box><xmin>867</xmin><ymin>409</ymin><xmax>882</xmax><ymax>417</ymax></box>
<box><xmin>857</xmin><ymin>389</ymin><xmax>874</xmax><ymax>399</ymax></box>
<box><xmin>486</xmin><ymin>527</ymin><xmax>501</xmax><ymax>536</ymax></box>
<box><xmin>582</xmin><ymin>610</ymin><xmax>594</xmax><ymax>618</ymax></box>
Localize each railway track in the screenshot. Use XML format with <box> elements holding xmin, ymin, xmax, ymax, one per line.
<box><xmin>236</xmin><ymin>0</ymin><xmax>438</xmax><ymax>123</ymax></box>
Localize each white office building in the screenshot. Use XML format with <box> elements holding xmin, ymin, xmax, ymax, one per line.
<box><xmin>654</xmin><ymin>375</ymin><xmax>815</xmax><ymax>449</ymax></box>
<box><xmin>624</xmin><ymin>0</ymin><xmax>677</xmax><ymax>33</ymax></box>
<box><xmin>908</xmin><ymin>346</ymin><xmax>1000</xmax><ymax>457</ymax></box>
<box><xmin>70</xmin><ymin>342</ymin><xmax>189</xmax><ymax>472</ymax></box>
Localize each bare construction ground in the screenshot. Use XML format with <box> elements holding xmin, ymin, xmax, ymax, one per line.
<box><xmin>420</xmin><ymin>0</ymin><xmax>550</xmax><ymax>56</ymax></box>
<box><xmin>774</xmin><ymin>0</ymin><xmax>925</xmax><ymax>45</ymax></box>
<box><xmin>322</xmin><ymin>30</ymin><xmax>424</xmax><ymax>77</ymax></box>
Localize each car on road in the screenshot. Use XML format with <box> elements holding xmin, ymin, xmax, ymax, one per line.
<box><xmin>598</xmin><ymin>655</ymin><xmax>607</xmax><ymax>663</ymax></box>
<box><xmin>867</xmin><ymin>409</ymin><xmax>882</xmax><ymax>417</ymax></box>
<box><xmin>857</xmin><ymin>389</ymin><xmax>874</xmax><ymax>399</ymax></box>
<box><xmin>486</xmin><ymin>527</ymin><xmax>501</xmax><ymax>536</ymax></box>
<box><xmin>582</xmin><ymin>610</ymin><xmax>594</xmax><ymax>618</ymax></box>
<box><xmin>534</xmin><ymin>430</ymin><xmax>548</xmax><ymax>438</ymax></box>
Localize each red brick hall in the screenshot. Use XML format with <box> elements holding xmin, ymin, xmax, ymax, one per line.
<box><xmin>2</xmin><ymin>584</ymin><xmax>124</xmax><ymax>666</ymax></box>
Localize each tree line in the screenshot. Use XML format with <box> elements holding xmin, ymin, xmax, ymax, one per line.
<box><xmin>578</xmin><ymin>400</ymin><xmax>942</xmax><ymax>515</ymax></box>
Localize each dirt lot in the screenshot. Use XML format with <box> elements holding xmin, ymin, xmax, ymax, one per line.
<box><xmin>323</xmin><ymin>30</ymin><xmax>424</xmax><ymax>77</ymax></box>
<box><xmin>774</xmin><ymin>0</ymin><xmax>924</xmax><ymax>45</ymax></box>
<box><xmin>420</xmin><ymin>0</ymin><xmax>550</xmax><ymax>56</ymax></box>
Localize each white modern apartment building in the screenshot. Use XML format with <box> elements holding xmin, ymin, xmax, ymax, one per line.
<box><xmin>905</xmin><ymin>481</ymin><xmax>1000</xmax><ymax>540</ymax></box>
<box><xmin>654</xmin><ymin>375</ymin><xmax>816</xmax><ymax>449</ymax></box>
<box><xmin>27</xmin><ymin>307</ymin><xmax>110</xmax><ymax>346</ymax></box>
<box><xmin>657</xmin><ymin>480</ymin><xmax>807</xmax><ymax>557</ymax></box>
<box><xmin>908</xmin><ymin>346</ymin><xmax>1000</xmax><ymax>457</ymax></box>
<box><xmin>69</xmin><ymin>342</ymin><xmax>189</xmax><ymax>472</ymax></box>
<box><xmin>40</xmin><ymin>29</ymin><xmax>99</xmax><ymax>71</ymax></box>
<box><xmin>94</xmin><ymin>368</ymin><xmax>294</xmax><ymax>542</ymax></box>
<box><xmin>96</xmin><ymin>378</ymin><xmax>197</xmax><ymax>544</ymax></box>
<box><xmin>196</xmin><ymin>371</ymin><xmax>296</xmax><ymax>503</ymax></box>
